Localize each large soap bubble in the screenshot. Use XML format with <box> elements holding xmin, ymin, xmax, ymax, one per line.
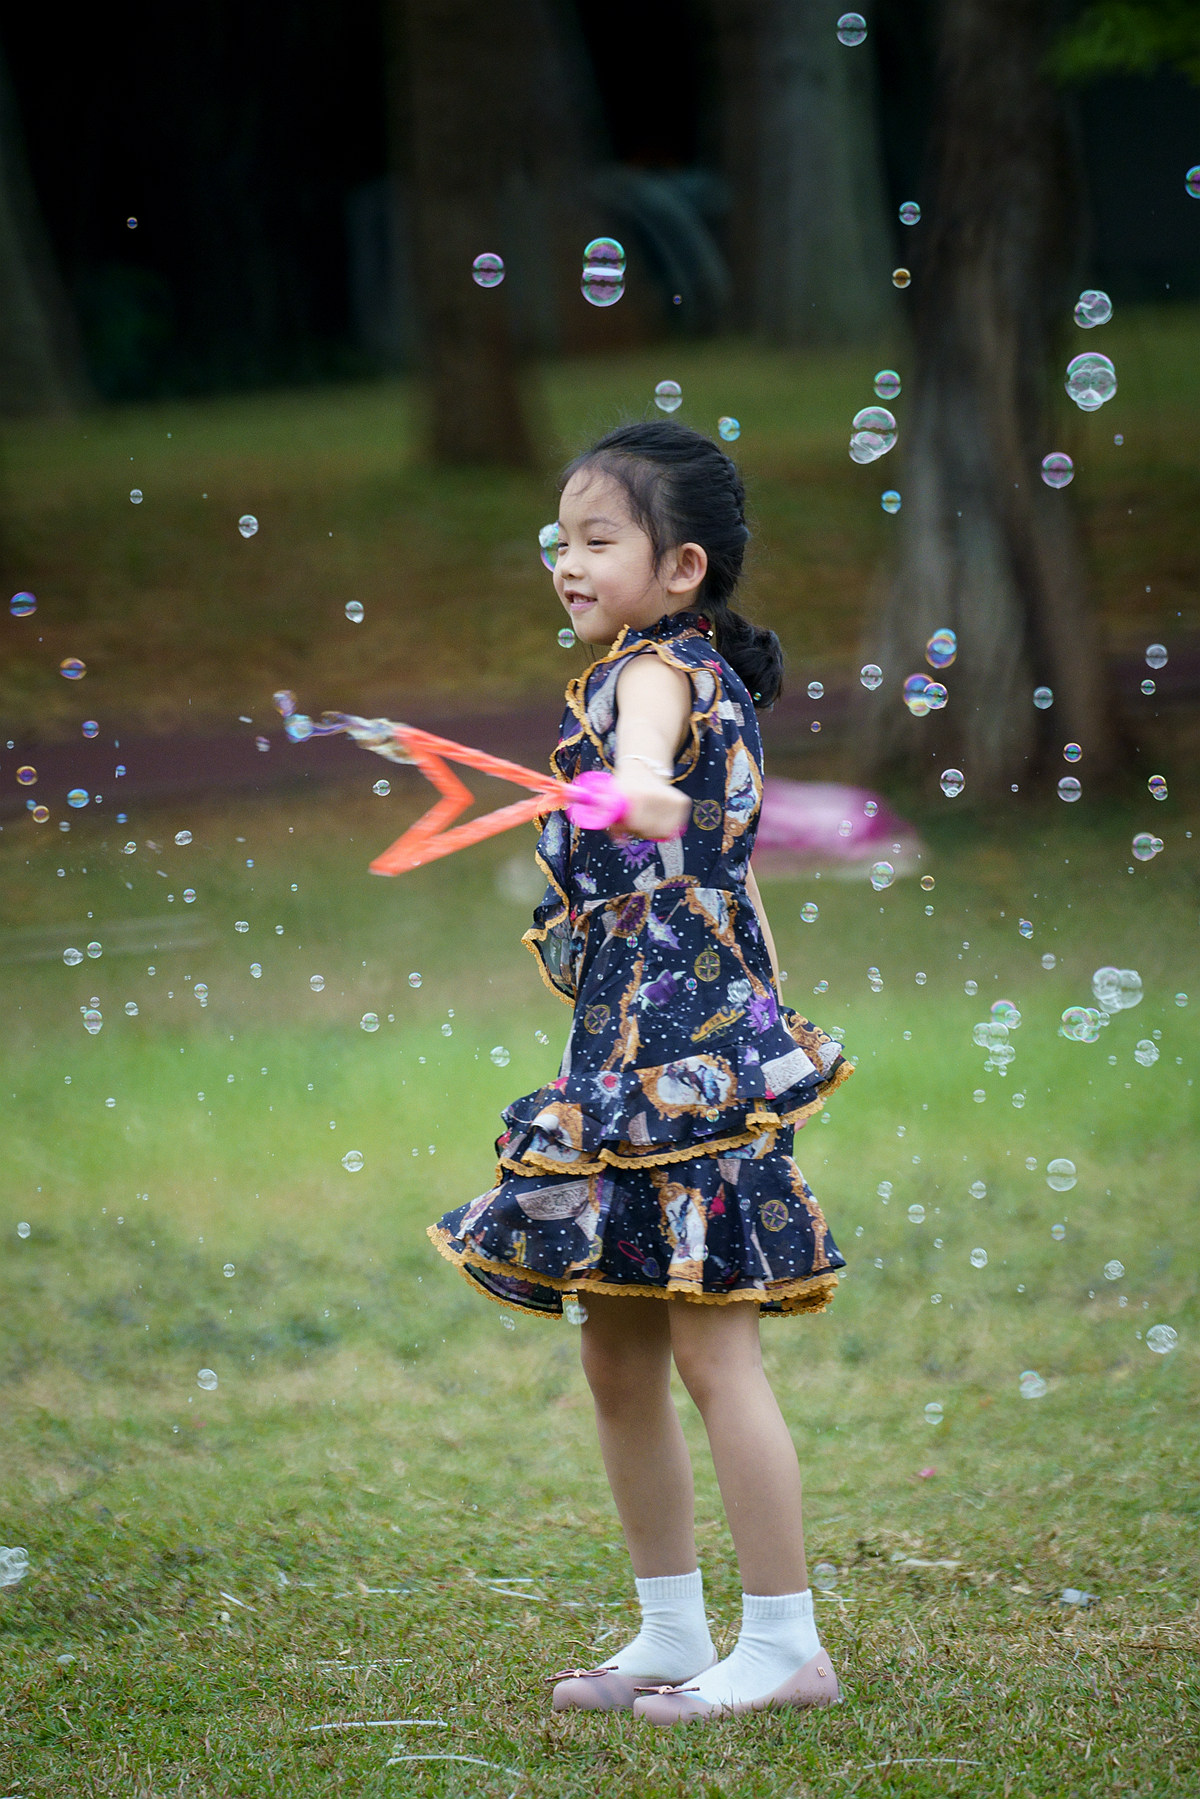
<box><xmin>581</xmin><ymin>237</ymin><xmax>626</xmax><ymax>307</ymax></box>
<box><xmin>1065</xmin><ymin>352</ymin><xmax>1117</xmax><ymax>411</ymax></box>
<box><xmin>1073</xmin><ymin>289</ymin><xmax>1112</xmax><ymax>328</ymax></box>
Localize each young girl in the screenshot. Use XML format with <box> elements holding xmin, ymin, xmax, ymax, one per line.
<box><xmin>428</xmin><ymin>421</ymin><xmax>850</xmax><ymax>1726</ymax></box>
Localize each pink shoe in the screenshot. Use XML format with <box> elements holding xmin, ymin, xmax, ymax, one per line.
<box><xmin>549</xmin><ymin>1663</ymin><xmax>667</xmax><ymax>1713</ymax></box>
<box><xmin>632</xmin><ymin>1651</ymin><xmax>842</xmax><ymax>1726</ymax></box>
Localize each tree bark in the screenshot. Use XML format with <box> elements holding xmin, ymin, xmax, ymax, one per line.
<box><xmin>867</xmin><ymin>0</ymin><xmax>1116</xmax><ymax>789</ymax></box>
<box><xmin>395</xmin><ymin>0</ymin><xmax>596</xmax><ymax>466</ymax></box>
<box><xmin>713</xmin><ymin>0</ymin><xmax>895</xmax><ymax>343</ymax></box>
<box><xmin>0</xmin><ymin>47</ymin><xmax>89</xmax><ymax>416</ymax></box>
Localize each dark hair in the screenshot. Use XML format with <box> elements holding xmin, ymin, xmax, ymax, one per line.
<box><xmin>561</xmin><ymin>420</ymin><xmax>784</xmax><ymax>708</ymax></box>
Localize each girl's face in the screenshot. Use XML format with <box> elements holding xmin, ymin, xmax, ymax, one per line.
<box><xmin>552</xmin><ymin>470</ymin><xmax>707</xmax><ymax>646</ymax></box>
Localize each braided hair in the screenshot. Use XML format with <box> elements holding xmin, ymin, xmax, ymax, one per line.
<box><xmin>560</xmin><ymin>421</ymin><xmax>784</xmax><ymax>708</ymax></box>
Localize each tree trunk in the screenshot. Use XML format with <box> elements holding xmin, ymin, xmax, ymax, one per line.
<box><xmin>713</xmin><ymin>0</ymin><xmax>895</xmax><ymax>343</ymax></box>
<box><xmin>867</xmin><ymin>0</ymin><xmax>1116</xmax><ymax>789</ymax></box>
<box><xmin>395</xmin><ymin>0</ymin><xmax>596</xmax><ymax>467</ymax></box>
<box><xmin>0</xmin><ymin>48</ymin><xmax>89</xmax><ymax>415</ymax></box>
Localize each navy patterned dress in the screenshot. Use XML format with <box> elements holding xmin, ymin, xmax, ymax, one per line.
<box><xmin>427</xmin><ymin>611</ymin><xmax>851</xmax><ymax>1318</ymax></box>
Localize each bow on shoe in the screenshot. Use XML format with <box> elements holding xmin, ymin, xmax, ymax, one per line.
<box><xmin>544</xmin><ymin>1663</ymin><xmax>621</xmax><ymax>1682</ymax></box>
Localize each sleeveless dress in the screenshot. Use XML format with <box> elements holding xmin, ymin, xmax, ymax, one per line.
<box><xmin>427</xmin><ymin>610</ymin><xmax>851</xmax><ymax>1318</ymax></box>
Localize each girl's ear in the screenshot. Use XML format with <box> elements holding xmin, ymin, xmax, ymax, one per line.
<box><xmin>665</xmin><ymin>541</ymin><xmax>708</xmax><ymax>596</ymax></box>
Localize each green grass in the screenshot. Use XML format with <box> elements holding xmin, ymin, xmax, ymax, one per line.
<box><xmin>1</xmin><ymin>311</ymin><xmax>1198</xmax><ymax>737</ymax></box>
<box><xmin>1</xmin><ymin>781</ymin><xmax>1197</xmax><ymax>1795</ymax></box>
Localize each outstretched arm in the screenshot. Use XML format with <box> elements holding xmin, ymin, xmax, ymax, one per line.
<box><xmin>611</xmin><ymin>654</ymin><xmax>692</xmax><ymax>841</ymax></box>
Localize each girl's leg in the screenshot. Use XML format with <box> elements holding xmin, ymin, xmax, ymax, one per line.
<box><xmin>668</xmin><ymin>1297</ymin><xmax>807</xmax><ymax>1595</ymax></box>
<box><xmin>578</xmin><ymin>1291</ymin><xmax>697</xmax><ymax>1576</ymax></box>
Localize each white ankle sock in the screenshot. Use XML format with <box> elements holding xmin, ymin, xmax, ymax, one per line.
<box><xmin>686</xmin><ymin>1589</ymin><xmax>822</xmax><ymax>1706</ymax></box>
<box><xmin>605</xmin><ymin>1570</ymin><xmax>716</xmax><ymax>1681</ymax></box>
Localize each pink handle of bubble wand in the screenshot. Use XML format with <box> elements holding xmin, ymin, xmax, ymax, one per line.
<box><xmin>563</xmin><ymin>770</ymin><xmax>630</xmax><ymax>830</ymax></box>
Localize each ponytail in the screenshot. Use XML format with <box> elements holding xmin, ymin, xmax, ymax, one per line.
<box><xmin>561</xmin><ymin>420</ymin><xmax>784</xmax><ymax>708</ymax></box>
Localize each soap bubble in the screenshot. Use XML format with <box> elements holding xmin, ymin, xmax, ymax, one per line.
<box><xmin>16</xmin><ymin>766</ymin><xmax>36</xmax><ymax>785</ymax></box>
<box><xmin>881</xmin><ymin>490</ymin><xmax>901</xmax><ymax>513</ymax></box>
<box><xmin>811</xmin><ymin>1561</ymin><xmax>839</xmax><ymax>1590</ymax></box>
<box><xmin>372</xmin><ymin>779</ymin><xmax>391</xmax><ymax>797</ymax></box>
<box><xmin>345</xmin><ymin>600</ymin><xmax>364</xmax><ymax>624</ymax></box>
<box><xmin>920</xmin><ymin>875</ymin><xmax>934</xmax><ymax>891</ymax></box>
<box><xmin>238</xmin><ymin>515</ymin><xmax>258</xmax><ymax>538</ymax></box>
<box><xmin>923</xmin><ymin>1400</ymin><xmax>943</xmax><ymax>1424</ymax></box>
<box><xmin>1187</xmin><ymin>166</ymin><xmax>1200</xmax><ymax>198</ymax></box>
<box><xmin>1066</xmin><ymin>351</ymin><xmax>1116</xmax><ymax>410</ymax></box>
<box><xmin>654</xmin><ymin>380</ymin><xmax>683</xmax><ymax>413</ymax></box>
<box><xmin>850</xmin><ymin>405</ymin><xmax>896</xmax><ymax>460</ymax></box>
<box><xmin>836</xmin><ymin>11</ymin><xmax>866</xmax><ymax>44</ymax></box>
<box><xmin>1146</xmin><ymin>1324</ymin><xmax>1177</xmax><ymax>1354</ymax></box>
<box><xmin>800</xmin><ymin>902</ymin><xmax>819</xmax><ymax>923</ymax></box>
<box><xmin>807</xmin><ymin>680</ymin><xmax>824</xmax><ymax>700</ymax></box>
<box><xmin>869</xmin><ymin>861</ymin><xmax>895</xmax><ymax>891</ymax></box>
<box><xmin>341</xmin><ymin>1150</ymin><xmax>364</xmax><ymax>1172</ymax></box>
<box><xmin>81</xmin><ymin>719</ymin><xmax>100</xmax><ymax>740</ymax></box>
<box><xmin>1034</xmin><ymin>686</ymin><xmax>1054</xmax><ymax>709</ymax></box>
<box><xmin>1058</xmin><ymin>776</ymin><xmax>1081</xmax><ymax>802</ymax></box>
<box><xmin>274</xmin><ymin>689</ymin><xmax>296</xmax><ymax>718</ymax></box>
<box><xmin>903</xmin><ymin>673</ymin><xmax>932</xmax><ymax>716</ymax></box>
<box><xmin>562</xmin><ymin>1296</ymin><xmax>588</xmax><ymax>1325</ymax></box>
<box><xmin>197</xmin><ymin>1368</ymin><xmax>218</xmax><ymax>1390</ymax></box>
<box><xmin>1018</xmin><ymin>918</ymin><xmax>1033</xmax><ymax>939</ymax></box>
<box><xmin>538</xmin><ymin>521</ymin><xmax>559</xmax><ymax>570</ymax></box>
<box><xmin>1019</xmin><ymin>1370</ymin><xmax>1047</xmax><ymax>1399</ymax></box>
<box><xmin>892</xmin><ymin>268</ymin><xmax>911</xmax><ymax>288</ymax></box>
<box><xmin>124</xmin><ymin>1001</ymin><xmax>138</xmax><ymax>1015</ymax></box>
<box><xmin>60</xmin><ymin>658</ymin><xmax>86</xmax><ymax>679</ymax></box>
<box><xmin>873</xmin><ymin>369</ymin><xmax>901</xmax><ymax>401</ymax></box>
<box><xmin>876</xmin><ymin>1181</ymin><xmax>893</xmax><ymax>1199</ymax></box>
<box><xmin>1145</xmin><ymin>643</ymin><xmax>1167</xmax><ymax>670</ymax></box>
<box><xmin>1074</xmin><ymin>289</ymin><xmax>1112</xmax><ymax>328</ymax></box>
<box><xmin>63</xmin><ymin>947</ymin><xmax>83</xmax><ymax>965</ymax></box>
<box><xmin>87</xmin><ymin>941</ymin><xmax>102</xmax><ymax>958</ymax></box>
<box><xmin>471</xmin><ymin>252</ymin><xmax>505</xmax><ymax>287</ymax></box>
<box><xmin>1040</xmin><ymin>453</ymin><xmax>1073</xmax><ymax>489</ymax></box>
<box><xmin>970</xmin><ymin>1247</ymin><xmax>988</xmax><ymax>1268</ymax></box>
<box><xmin>1103</xmin><ymin>1259</ymin><xmax>1124</xmax><ymax>1281</ymax></box>
<box><xmin>1060</xmin><ymin>1005</ymin><xmax>1102</xmax><ymax>1042</ymax></box>
<box><xmin>860</xmin><ymin>663</ymin><xmax>883</xmax><ymax>690</ymax></box>
<box><xmin>1175</xmin><ymin>993</ymin><xmax>1188</xmax><ymax>1007</ymax></box>
<box><xmin>361</xmin><ymin>1013</ymin><xmax>380</xmax><ymax>1032</ymax></box>
<box><xmin>1133</xmin><ymin>1039</ymin><xmax>1159</xmax><ymax>1067</ymax></box>
<box><xmin>926</xmin><ymin>628</ymin><xmax>956</xmax><ymax>668</ymax></box>
<box><xmin>1063</xmin><ymin>742</ymin><xmax>1082</xmax><ymax>763</ymax></box>
<box><xmin>557</xmin><ymin>626</ymin><xmax>576</xmax><ymax>649</ymax></box>
<box><xmin>1046</xmin><ymin>1158</ymin><xmax>1077</xmax><ymax>1192</ymax></box>
<box><xmin>223</xmin><ymin>1263</ymin><xmax>236</xmax><ymax>1278</ymax></box>
<box><xmin>908</xmin><ymin>1204</ymin><xmax>926</xmax><ymax>1224</ymax></box>
<box><xmin>1092</xmin><ymin>966</ymin><xmax>1142</xmax><ymax>1012</ymax></box>
<box><xmin>1041</xmin><ymin>953</ymin><xmax>1056</xmax><ymax>969</ymax></box>
<box><xmin>925</xmin><ymin>681</ymin><xmax>947</xmax><ymax>709</ymax></box>
<box><xmin>17</xmin><ymin>1222</ymin><xmax>31</xmax><ymax>1239</ymax></box>
<box><xmin>940</xmin><ymin>768</ymin><xmax>964</xmax><ymax>799</ymax></box>
<box><xmin>490</xmin><ymin>1046</ymin><xmax>511</xmax><ymax>1067</ymax></box>
<box><xmin>250</xmin><ymin>963</ymin><xmax>262</xmax><ymax>978</ymax></box>
<box><xmin>899</xmin><ymin>201</ymin><xmax>921</xmax><ymax>225</ymax></box>
<box><xmin>1051</xmin><ymin>1222</ymin><xmax>1066</xmax><ymax>1241</ymax></box>
<box><xmin>581</xmin><ymin>237</ymin><xmax>626</xmax><ymax>307</ymax></box>
<box><xmin>408</xmin><ymin>972</ymin><xmax>422</xmax><ymax>988</ymax></box>
<box><xmin>718</xmin><ymin>416</ymin><xmax>740</xmax><ymax>441</ymax></box>
<box><xmin>991</xmin><ymin>1001</ymin><xmax>1021</xmax><ymax>1028</ymax></box>
<box><xmin>1148</xmin><ymin>775</ymin><xmax>1168</xmax><ymax>800</ymax></box>
<box><xmin>10</xmin><ymin>591</ymin><xmax>36</xmax><ymax>616</ymax></box>
<box><xmin>82</xmin><ymin>1009</ymin><xmax>102</xmax><ymax>1035</ymax></box>
<box><xmin>68</xmin><ymin>789</ymin><xmax>92</xmax><ymax>810</ymax></box>
<box><xmin>0</xmin><ymin>1548</ymin><xmax>30</xmax><ymax>1586</ymax></box>
<box><xmin>1132</xmin><ymin>832</ymin><xmax>1162</xmax><ymax>861</ymax></box>
<box><xmin>309</xmin><ymin>975</ymin><xmax>325</xmax><ymax>992</ymax></box>
<box><xmin>194</xmin><ymin>983</ymin><xmax>208</xmax><ymax>1001</ymax></box>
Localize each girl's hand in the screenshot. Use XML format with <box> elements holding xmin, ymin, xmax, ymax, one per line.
<box><xmin>611</xmin><ymin>765</ymin><xmax>690</xmax><ymax>841</ymax></box>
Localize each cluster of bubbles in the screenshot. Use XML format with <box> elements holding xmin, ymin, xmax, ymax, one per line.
<box><xmin>1066</xmin><ymin>352</ymin><xmax>1117</xmax><ymax>412</ymax></box>
<box><xmin>1148</xmin><ymin>774</ymin><xmax>1168</xmax><ymax>801</ymax></box>
<box><xmin>849</xmin><ymin>406</ymin><xmax>896</xmax><ymax>464</ymax></box>
<box><xmin>1041</xmin><ymin>452</ymin><xmax>1074</xmax><ymax>489</ymax></box>
<box><xmin>655</xmin><ymin>380</ymin><xmax>682</xmax><ymax>413</ymax></box>
<box><xmin>582</xmin><ymin>237</ymin><xmax>625</xmax><ymax>307</ymax></box>
<box><xmin>903</xmin><ymin>673</ymin><xmax>948</xmax><ymax>716</ymax></box>
<box><xmin>1060</xmin><ymin>966</ymin><xmax>1143</xmax><ymax>1041</ymax></box>
<box><xmin>972</xmin><ymin>998</ymin><xmax>1021</xmax><ymax>1076</ymax></box>
<box><xmin>1074</xmin><ymin>288</ymin><xmax>1112</xmax><ymax>329</ymax></box>
<box><xmin>1132</xmin><ymin>832</ymin><xmax>1164</xmax><ymax>861</ymax></box>
<box><xmin>471</xmin><ymin>252</ymin><xmax>505</xmax><ymax>288</ymax></box>
<box><xmin>836</xmin><ymin>11</ymin><xmax>866</xmax><ymax>45</ymax></box>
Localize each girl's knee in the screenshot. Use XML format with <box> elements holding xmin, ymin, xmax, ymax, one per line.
<box><xmin>580</xmin><ymin>1332</ymin><xmax>667</xmax><ymax>1413</ymax></box>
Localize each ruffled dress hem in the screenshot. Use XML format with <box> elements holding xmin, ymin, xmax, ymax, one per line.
<box><xmin>426</xmin><ymin>1223</ymin><xmax>841</xmax><ymax>1318</ymax></box>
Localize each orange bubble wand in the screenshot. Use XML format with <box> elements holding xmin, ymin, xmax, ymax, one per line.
<box><xmin>275</xmin><ymin>698</ymin><xmax>630</xmax><ymax>875</ymax></box>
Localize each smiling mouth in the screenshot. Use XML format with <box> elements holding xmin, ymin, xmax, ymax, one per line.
<box><xmin>566</xmin><ymin>593</ymin><xmax>597</xmax><ymax>610</ymax></box>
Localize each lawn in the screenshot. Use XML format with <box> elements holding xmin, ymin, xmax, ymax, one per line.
<box><xmin>1</xmin><ymin>310</ymin><xmax>1198</xmax><ymax>739</ymax></box>
<box><xmin>1</xmin><ymin>776</ymin><xmax>1197</xmax><ymax>1796</ymax></box>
